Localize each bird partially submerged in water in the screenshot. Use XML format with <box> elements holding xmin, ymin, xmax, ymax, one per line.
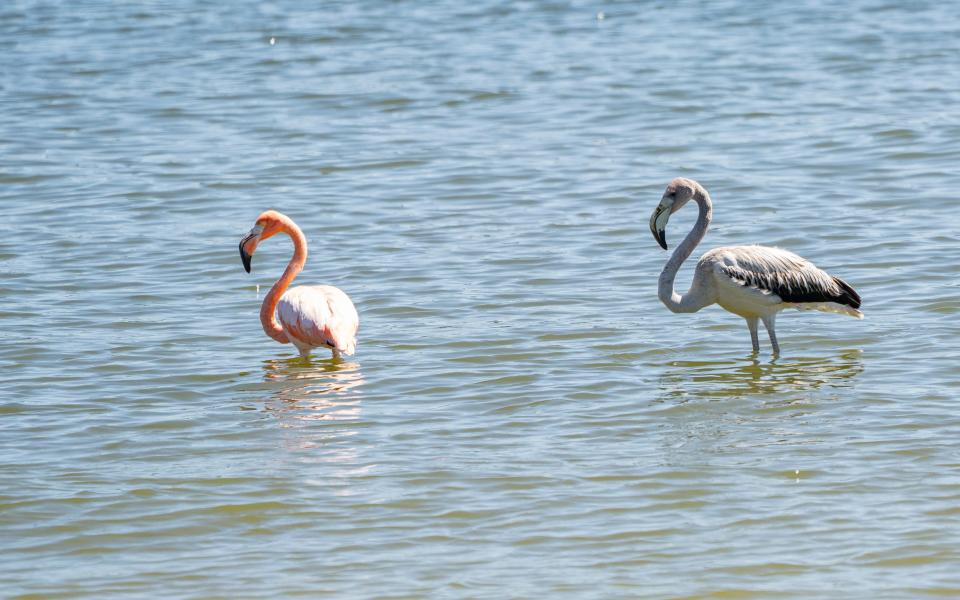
<box><xmin>239</xmin><ymin>210</ymin><xmax>358</xmax><ymax>359</ymax></box>
<box><xmin>650</xmin><ymin>177</ymin><xmax>862</xmax><ymax>355</ymax></box>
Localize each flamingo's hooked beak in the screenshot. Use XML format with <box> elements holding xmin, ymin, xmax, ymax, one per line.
<box><xmin>239</xmin><ymin>224</ymin><xmax>264</xmax><ymax>273</ymax></box>
<box><xmin>649</xmin><ymin>201</ymin><xmax>671</xmax><ymax>250</ymax></box>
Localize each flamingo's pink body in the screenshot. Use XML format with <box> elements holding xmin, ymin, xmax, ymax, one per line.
<box><xmin>240</xmin><ymin>211</ymin><xmax>358</xmax><ymax>358</ymax></box>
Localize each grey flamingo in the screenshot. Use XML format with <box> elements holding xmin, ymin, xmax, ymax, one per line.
<box><xmin>650</xmin><ymin>178</ymin><xmax>862</xmax><ymax>355</ymax></box>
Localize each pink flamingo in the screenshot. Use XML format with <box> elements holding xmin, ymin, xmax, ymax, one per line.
<box><xmin>239</xmin><ymin>210</ymin><xmax>359</xmax><ymax>359</ymax></box>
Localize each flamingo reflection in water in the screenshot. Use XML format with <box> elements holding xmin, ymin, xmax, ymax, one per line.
<box><xmin>262</xmin><ymin>358</ymin><xmax>367</xmax><ymax>467</ymax></box>
<box><xmin>263</xmin><ymin>357</ymin><xmax>364</xmax><ymax>421</ymax></box>
<box><xmin>654</xmin><ymin>351</ymin><xmax>864</xmax><ymax>461</ymax></box>
<box><xmin>656</xmin><ymin>349</ymin><xmax>864</xmax><ymax>402</ymax></box>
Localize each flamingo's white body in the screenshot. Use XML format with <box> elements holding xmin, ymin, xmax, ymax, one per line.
<box><xmin>240</xmin><ymin>211</ymin><xmax>358</xmax><ymax>358</ymax></box>
<box><xmin>650</xmin><ymin>178</ymin><xmax>862</xmax><ymax>355</ymax></box>
<box><xmin>276</xmin><ymin>285</ymin><xmax>358</xmax><ymax>357</ymax></box>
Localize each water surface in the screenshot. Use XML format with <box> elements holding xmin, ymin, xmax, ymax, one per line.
<box><xmin>2</xmin><ymin>0</ymin><xmax>960</xmax><ymax>597</ymax></box>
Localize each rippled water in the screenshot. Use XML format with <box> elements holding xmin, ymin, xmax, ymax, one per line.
<box><xmin>3</xmin><ymin>0</ymin><xmax>960</xmax><ymax>597</ymax></box>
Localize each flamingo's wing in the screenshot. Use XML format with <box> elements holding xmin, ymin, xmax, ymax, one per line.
<box><xmin>712</xmin><ymin>245</ymin><xmax>861</xmax><ymax>311</ymax></box>
<box><xmin>277</xmin><ymin>285</ymin><xmax>359</xmax><ymax>355</ymax></box>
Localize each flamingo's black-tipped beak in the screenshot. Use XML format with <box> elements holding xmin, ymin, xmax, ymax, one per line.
<box><xmin>654</xmin><ymin>228</ymin><xmax>667</xmax><ymax>250</ymax></box>
<box><xmin>239</xmin><ymin>224</ymin><xmax>264</xmax><ymax>273</ymax></box>
<box><xmin>240</xmin><ymin>240</ymin><xmax>253</xmax><ymax>273</ymax></box>
<box><xmin>650</xmin><ymin>204</ymin><xmax>669</xmax><ymax>250</ymax></box>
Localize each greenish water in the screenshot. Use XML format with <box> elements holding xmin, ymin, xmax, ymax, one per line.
<box><xmin>2</xmin><ymin>1</ymin><xmax>960</xmax><ymax>597</ymax></box>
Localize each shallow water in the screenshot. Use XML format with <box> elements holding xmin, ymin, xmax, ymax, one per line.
<box><xmin>2</xmin><ymin>0</ymin><xmax>960</xmax><ymax>597</ymax></box>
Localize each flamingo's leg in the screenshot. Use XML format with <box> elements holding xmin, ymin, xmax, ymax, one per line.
<box><xmin>761</xmin><ymin>314</ymin><xmax>780</xmax><ymax>356</ymax></box>
<box><xmin>746</xmin><ymin>317</ymin><xmax>760</xmax><ymax>354</ymax></box>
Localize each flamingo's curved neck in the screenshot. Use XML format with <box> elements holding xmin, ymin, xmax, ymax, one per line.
<box><xmin>658</xmin><ymin>186</ymin><xmax>712</xmax><ymax>313</ymax></box>
<box><xmin>261</xmin><ymin>220</ymin><xmax>308</xmax><ymax>344</ymax></box>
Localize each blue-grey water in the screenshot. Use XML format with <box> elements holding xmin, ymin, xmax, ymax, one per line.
<box><xmin>3</xmin><ymin>1</ymin><xmax>960</xmax><ymax>597</ymax></box>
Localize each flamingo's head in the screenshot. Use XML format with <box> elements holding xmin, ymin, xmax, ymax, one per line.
<box><xmin>239</xmin><ymin>211</ymin><xmax>287</xmax><ymax>273</ymax></box>
<box><xmin>649</xmin><ymin>177</ymin><xmax>698</xmax><ymax>250</ymax></box>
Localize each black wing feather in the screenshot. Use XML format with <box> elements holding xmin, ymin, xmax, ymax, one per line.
<box><xmin>719</xmin><ymin>254</ymin><xmax>861</xmax><ymax>310</ymax></box>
